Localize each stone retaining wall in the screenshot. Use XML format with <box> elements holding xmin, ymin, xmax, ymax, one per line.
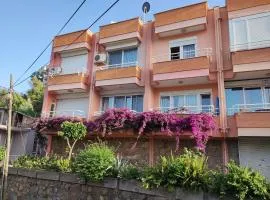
<box><xmin>6</xmin><ymin>168</ymin><xmax>221</xmax><ymax>200</ymax></box>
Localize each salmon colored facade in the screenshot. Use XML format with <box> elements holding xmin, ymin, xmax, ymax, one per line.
<box><xmin>42</xmin><ymin>0</ymin><xmax>270</xmax><ymax>175</ymax></box>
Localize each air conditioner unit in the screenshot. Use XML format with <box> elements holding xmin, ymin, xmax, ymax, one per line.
<box><xmin>48</xmin><ymin>67</ymin><xmax>62</xmax><ymax>77</ymax></box>
<box><xmin>94</xmin><ymin>54</ymin><xmax>107</xmax><ymax>65</ymax></box>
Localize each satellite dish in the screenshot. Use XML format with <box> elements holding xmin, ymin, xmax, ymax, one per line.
<box><xmin>142</xmin><ymin>2</ymin><xmax>150</xmax><ymax>13</ymax></box>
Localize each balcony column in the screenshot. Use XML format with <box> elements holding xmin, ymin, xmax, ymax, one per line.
<box><xmin>214</xmin><ymin>7</ymin><xmax>229</xmax><ymax>169</ymax></box>
<box><xmin>143</xmin><ymin>22</ymin><xmax>154</xmax><ymax>112</ymax></box>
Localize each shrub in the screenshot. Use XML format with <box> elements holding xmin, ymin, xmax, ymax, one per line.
<box><xmin>141</xmin><ymin>149</ymin><xmax>210</xmax><ymax>191</ymax></box>
<box><xmin>13</xmin><ymin>155</ymin><xmax>71</xmax><ymax>172</ymax></box>
<box><xmin>111</xmin><ymin>155</ymin><xmax>142</xmax><ymax>180</ymax></box>
<box><xmin>73</xmin><ymin>142</ymin><xmax>116</xmax><ymax>181</ymax></box>
<box><xmin>211</xmin><ymin>161</ymin><xmax>270</xmax><ymax>200</ymax></box>
<box><xmin>0</xmin><ymin>146</ymin><xmax>5</xmax><ymax>162</ymax></box>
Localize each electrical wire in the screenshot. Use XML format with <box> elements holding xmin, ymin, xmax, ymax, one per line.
<box><xmin>14</xmin><ymin>0</ymin><xmax>121</xmax><ymax>88</ymax></box>
<box><xmin>14</xmin><ymin>0</ymin><xmax>88</xmax><ymax>85</ymax></box>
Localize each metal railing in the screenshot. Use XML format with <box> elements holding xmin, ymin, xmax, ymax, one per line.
<box><xmin>230</xmin><ymin>40</ymin><xmax>270</xmax><ymax>52</ymax></box>
<box><xmin>97</xmin><ymin>61</ymin><xmax>139</xmax><ymax>71</ymax></box>
<box><xmin>152</xmin><ymin>48</ymin><xmax>213</xmax><ymax>63</ymax></box>
<box><xmin>93</xmin><ymin>109</ymin><xmax>138</xmax><ymax>117</ymax></box>
<box><xmin>42</xmin><ymin>110</ymin><xmax>86</xmax><ymax>118</ymax></box>
<box><xmin>156</xmin><ymin>105</ymin><xmax>215</xmax><ymax>114</ymax></box>
<box><xmin>227</xmin><ymin>103</ymin><xmax>270</xmax><ymax>115</ymax></box>
<box><xmin>48</xmin><ymin>66</ymin><xmax>88</xmax><ymax>77</ymax></box>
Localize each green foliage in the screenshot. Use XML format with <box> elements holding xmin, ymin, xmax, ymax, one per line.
<box><xmin>73</xmin><ymin>143</ymin><xmax>115</xmax><ymax>181</ymax></box>
<box><xmin>0</xmin><ymin>146</ymin><xmax>5</xmax><ymax>162</ymax></box>
<box><xmin>58</xmin><ymin>121</ymin><xmax>87</xmax><ymax>160</ymax></box>
<box><xmin>210</xmin><ymin>161</ymin><xmax>270</xmax><ymax>200</ymax></box>
<box><xmin>58</xmin><ymin>121</ymin><xmax>87</xmax><ymax>141</ymax></box>
<box><xmin>141</xmin><ymin>149</ymin><xmax>210</xmax><ymax>191</ymax></box>
<box><xmin>111</xmin><ymin>155</ymin><xmax>142</xmax><ymax>180</ymax></box>
<box><xmin>13</xmin><ymin>155</ymin><xmax>71</xmax><ymax>173</ymax></box>
<box><xmin>27</xmin><ymin>76</ymin><xmax>44</xmax><ymax>116</ymax></box>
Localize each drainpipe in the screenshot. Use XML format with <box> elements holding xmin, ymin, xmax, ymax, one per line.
<box><xmin>214</xmin><ymin>7</ymin><xmax>229</xmax><ymax>170</ymax></box>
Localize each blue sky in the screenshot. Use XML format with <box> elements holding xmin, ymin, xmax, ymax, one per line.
<box><xmin>0</xmin><ymin>0</ymin><xmax>225</xmax><ymax>93</ymax></box>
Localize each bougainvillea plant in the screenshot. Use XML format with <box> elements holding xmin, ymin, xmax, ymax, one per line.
<box><xmin>34</xmin><ymin>108</ymin><xmax>216</xmax><ymax>152</ymax></box>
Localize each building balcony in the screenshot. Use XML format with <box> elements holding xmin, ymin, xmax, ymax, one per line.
<box><xmin>152</xmin><ymin>49</ymin><xmax>212</xmax><ymax>87</ymax></box>
<box><xmin>99</xmin><ymin>18</ymin><xmax>143</xmax><ymax>47</ymax></box>
<box><xmin>227</xmin><ymin>0</ymin><xmax>270</xmax><ymax>12</ymax></box>
<box><xmin>47</xmin><ymin>69</ymin><xmax>89</xmax><ymax>93</ymax></box>
<box><xmin>95</xmin><ymin>64</ymin><xmax>142</xmax><ymax>89</ymax></box>
<box><xmin>154</xmin><ymin>2</ymin><xmax>207</xmax><ymax>37</ymax></box>
<box><xmin>53</xmin><ymin>30</ymin><xmax>92</xmax><ymax>52</ymax></box>
<box><xmin>235</xmin><ymin>111</ymin><xmax>270</xmax><ymax>137</ymax></box>
<box><xmin>231</xmin><ymin>46</ymin><xmax>270</xmax><ymax>80</ymax></box>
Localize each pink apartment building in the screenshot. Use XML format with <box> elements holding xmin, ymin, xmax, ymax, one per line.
<box><xmin>41</xmin><ymin>0</ymin><xmax>270</xmax><ymax>178</ymax></box>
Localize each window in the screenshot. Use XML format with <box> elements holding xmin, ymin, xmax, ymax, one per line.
<box><xmin>61</xmin><ymin>53</ymin><xmax>88</xmax><ymax>74</ymax></box>
<box><xmin>101</xmin><ymin>95</ymin><xmax>143</xmax><ymax>112</ymax></box>
<box><xmin>169</xmin><ymin>37</ymin><xmax>197</xmax><ymax>60</ymax></box>
<box><xmin>108</xmin><ymin>48</ymin><xmax>137</xmax><ymax>68</ymax></box>
<box><xmin>225</xmin><ymin>87</ymin><xmax>267</xmax><ymax>115</ymax></box>
<box><xmin>183</xmin><ymin>44</ymin><xmax>195</xmax><ymax>59</ymax></box>
<box><xmin>160</xmin><ymin>91</ymin><xmax>212</xmax><ymax>113</ymax></box>
<box><xmin>170</xmin><ymin>47</ymin><xmax>180</xmax><ymax>60</ymax></box>
<box><xmin>265</xmin><ymin>87</ymin><xmax>270</xmax><ymax>103</ymax></box>
<box><xmin>229</xmin><ymin>12</ymin><xmax>270</xmax><ymax>51</ymax></box>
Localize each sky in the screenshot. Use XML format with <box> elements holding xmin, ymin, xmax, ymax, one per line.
<box><xmin>0</xmin><ymin>0</ymin><xmax>225</xmax><ymax>93</ymax></box>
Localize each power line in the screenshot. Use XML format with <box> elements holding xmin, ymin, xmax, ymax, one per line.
<box><xmin>14</xmin><ymin>0</ymin><xmax>121</xmax><ymax>88</ymax></box>
<box><xmin>14</xmin><ymin>0</ymin><xmax>88</xmax><ymax>85</ymax></box>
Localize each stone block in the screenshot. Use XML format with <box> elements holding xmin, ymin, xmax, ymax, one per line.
<box><xmin>119</xmin><ymin>179</ymin><xmax>173</xmax><ymax>198</ymax></box>
<box><xmin>17</xmin><ymin>169</ymin><xmax>37</xmax><ymax>178</ymax></box>
<box><xmin>37</xmin><ymin>171</ymin><xmax>60</xmax><ymax>181</ymax></box>
<box><xmin>60</xmin><ymin>173</ymin><xmax>85</xmax><ymax>184</ymax></box>
<box><xmin>87</xmin><ymin>178</ymin><xmax>117</xmax><ymax>189</ymax></box>
<box><xmin>175</xmin><ymin>188</ymin><xmax>203</xmax><ymax>200</ymax></box>
<box><xmin>8</xmin><ymin>168</ymin><xmax>18</xmax><ymax>175</ymax></box>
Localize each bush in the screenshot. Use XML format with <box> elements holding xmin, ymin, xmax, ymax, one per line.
<box><xmin>110</xmin><ymin>155</ymin><xmax>142</xmax><ymax>180</ymax></box>
<box><xmin>72</xmin><ymin>142</ymin><xmax>115</xmax><ymax>181</ymax></box>
<box><xmin>141</xmin><ymin>149</ymin><xmax>210</xmax><ymax>191</ymax></box>
<box><xmin>13</xmin><ymin>155</ymin><xmax>71</xmax><ymax>173</ymax></box>
<box><xmin>0</xmin><ymin>146</ymin><xmax>5</xmax><ymax>162</ymax></box>
<box><xmin>210</xmin><ymin>161</ymin><xmax>270</xmax><ymax>200</ymax></box>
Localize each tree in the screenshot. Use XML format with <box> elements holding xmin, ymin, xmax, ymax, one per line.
<box><xmin>27</xmin><ymin>76</ymin><xmax>44</xmax><ymax>116</ymax></box>
<box><xmin>58</xmin><ymin>121</ymin><xmax>87</xmax><ymax>161</ymax></box>
<box><xmin>0</xmin><ymin>89</ymin><xmax>35</xmax><ymax>116</ymax></box>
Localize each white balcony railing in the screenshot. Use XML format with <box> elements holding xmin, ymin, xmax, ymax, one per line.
<box><xmin>93</xmin><ymin>109</ymin><xmax>138</xmax><ymax>117</ymax></box>
<box><xmin>227</xmin><ymin>103</ymin><xmax>270</xmax><ymax>116</ymax></box>
<box><xmin>48</xmin><ymin>66</ymin><xmax>88</xmax><ymax>77</ymax></box>
<box><xmin>96</xmin><ymin>61</ymin><xmax>139</xmax><ymax>71</ymax></box>
<box><xmin>230</xmin><ymin>40</ymin><xmax>270</xmax><ymax>52</ymax></box>
<box><xmin>156</xmin><ymin>105</ymin><xmax>215</xmax><ymax>114</ymax></box>
<box><xmin>42</xmin><ymin>110</ymin><xmax>86</xmax><ymax>118</ymax></box>
<box><xmin>152</xmin><ymin>48</ymin><xmax>213</xmax><ymax>63</ymax></box>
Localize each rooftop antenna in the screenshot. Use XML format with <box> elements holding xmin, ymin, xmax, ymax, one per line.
<box><xmin>142</xmin><ymin>1</ymin><xmax>150</xmax><ymax>23</ymax></box>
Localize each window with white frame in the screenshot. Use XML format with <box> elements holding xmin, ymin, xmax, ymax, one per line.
<box><xmin>108</xmin><ymin>48</ymin><xmax>137</xmax><ymax>68</ymax></box>
<box><xmin>229</xmin><ymin>12</ymin><xmax>270</xmax><ymax>51</ymax></box>
<box><xmin>160</xmin><ymin>91</ymin><xmax>212</xmax><ymax>113</ymax></box>
<box><xmin>101</xmin><ymin>95</ymin><xmax>143</xmax><ymax>112</ymax></box>
<box><xmin>169</xmin><ymin>37</ymin><xmax>197</xmax><ymax>60</ymax></box>
<box><xmin>225</xmin><ymin>86</ymin><xmax>270</xmax><ymax>115</ymax></box>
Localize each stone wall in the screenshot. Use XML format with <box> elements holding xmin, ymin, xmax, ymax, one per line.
<box><xmin>51</xmin><ymin>136</ymin><xmax>239</xmax><ymax>169</ymax></box>
<box><xmin>6</xmin><ymin>168</ymin><xmax>221</xmax><ymax>200</ymax></box>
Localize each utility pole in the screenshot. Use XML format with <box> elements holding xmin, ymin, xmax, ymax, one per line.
<box><xmin>1</xmin><ymin>74</ymin><xmax>13</xmax><ymax>200</ymax></box>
